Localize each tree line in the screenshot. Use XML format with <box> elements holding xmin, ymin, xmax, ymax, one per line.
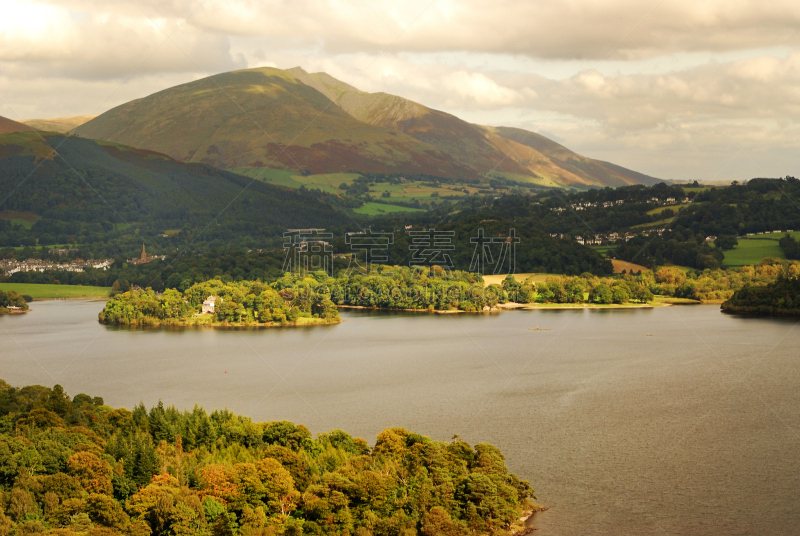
<box><xmin>0</xmin><ymin>381</ymin><xmax>532</xmax><ymax>536</ymax></box>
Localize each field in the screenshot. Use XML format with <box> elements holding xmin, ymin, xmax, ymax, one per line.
<box><xmin>482</xmin><ymin>273</ymin><xmax>559</xmax><ymax>286</ymax></box>
<box><xmin>353</xmin><ymin>202</ymin><xmax>425</xmax><ymax>215</ymax></box>
<box><xmin>0</xmin><ymin>211</ymin><xmax>39</xmax><ymax>229</ymax></box>
<box><xmin>230</xmin><ymin>167</ymin><xmax>511</xmax><ymax>208</ymax></box>
<box><xmin>646</xmin><ymin>203</ymin><xmax>691</xmax><ymax>216</ymax></box>
<box><xmin>722</xmin><ymin>231</ymin><xmax>799</xmax><ymax>267</ymax></box>
<box><xmin>611</xmin><ymin>259</ymin><xmax>649</xmax><ymax>274</ymax></box>
<box><xmin>0</xmin><ymin>283</ymin><xmax>110</xmax><ymax>299</ymax></box>
<box><xmin>631</xmin><ymin>216</ymin><xmax>676</xmax><ymax>229</ymax></box>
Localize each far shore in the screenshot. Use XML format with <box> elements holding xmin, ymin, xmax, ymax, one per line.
<box><xmin>100</xmin><ymin>315</ymin><xmax>341</xmax><ymax>329</ymax></box>
<box><xmin>337</xmin><ymin>298</ymin><xmax>709</xmax><ymax>314</ymax></box>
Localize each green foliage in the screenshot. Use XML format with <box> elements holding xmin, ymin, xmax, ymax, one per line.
<box><xmin>589</xmin><ymin>283</ymin><xmax>612</xmax><ymax>304</ymax></box>
<box><xmin>0</xmin><ymin>381</ymin><xmax>533</xmax><ymax>536</ymax></box>
<box><xmin>0</xmin><ymin>289</ymin><xmax>28</xmax><ymax>313</ymax></box>
<box><xmin>780</xmin><ymin>234</ymin><xmax>800</xmax><ymax>260</ymax></box>
<box><xmin>722</xmin><ymin>274</ymin><xmax>800</xmax><ymax>315</ymax></box>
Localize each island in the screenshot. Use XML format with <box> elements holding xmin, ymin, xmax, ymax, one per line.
<box><xmin>0</xmin><ymin>380</ymin><xmax>539</xmax><ymax>536</ymax></box>
<box><xmin>98</xmin><ymin>279</ymin><xmax>341</xmax><ymax>327</ymax></box>
<box><xmin>97</xmin><ymin>260</ymin><xmax>800</xmax><ymax>326</ymax></box>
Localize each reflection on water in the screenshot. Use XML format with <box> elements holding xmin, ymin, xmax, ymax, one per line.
<box><xmin>1</xmin><ymin>300</ymin><xmax>799</xmax><ymax>535</ymax></box>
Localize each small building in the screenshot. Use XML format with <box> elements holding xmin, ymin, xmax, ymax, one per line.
<box><xmin>201</xmin><ymin>296</ymin><xmax>219</xmax><ymax>314</ymax></box>
<box><xmin>705</xmin><ymin>236</ymin><xmax>717</xmax><ymax>243</ymax></box>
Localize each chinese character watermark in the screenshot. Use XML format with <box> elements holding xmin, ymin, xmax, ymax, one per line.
<box><xmin>408</xmin><ymin>229</ymin><xmax>455</xmax><ymax>274</ymax></box>
<box><xmin>282</xmin><ymin>229</ymin><xmax>334</xmax><ymax>276</ymax></box>
<box><xmin>345</xmin><ymin>229</ymin><xmax>394</xmax><ymax>275</ymax></box>
<box><xmin>469</xmin><ymin>228</ymin><xmax>520</xmax><ymax>275</ymax></box>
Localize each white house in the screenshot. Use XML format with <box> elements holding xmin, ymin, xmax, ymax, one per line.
<box><xmin>202</xmin><ymin>296</ymin><xmax>220</xmax><ymax>314</ymax></box>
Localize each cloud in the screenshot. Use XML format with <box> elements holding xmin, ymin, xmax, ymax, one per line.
<box><xmin>0</xmin><ymin>0</ymin><xmax>798</xmax><ymax>181</ymax></box>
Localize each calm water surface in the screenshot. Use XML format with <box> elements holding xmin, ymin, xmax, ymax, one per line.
<box><xmin>2</xmin><ymin>300</ymin><xmax>799</xmax><ymax>535</ymax></box>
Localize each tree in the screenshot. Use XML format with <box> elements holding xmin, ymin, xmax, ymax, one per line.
<box><xmin>714</xmin><ymin>235</ymin><xmax>739</xmax><ymax>251</ymax></box>
<box><xmin>589</xmin><ymin>283</ymin><xmax>612</xmax><ymax>304</ymax></box>
<box><xmin>68</xmin><ymin>451</ymin><xmax>113</xmax><ymax>495</ymax></box>
<box><xmin>611</xmin><ymin>285</ymin><xmax>630</xmax><ymax>304</ymax></box>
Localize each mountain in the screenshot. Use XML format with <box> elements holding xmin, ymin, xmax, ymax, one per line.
<box><xmin>486</xmin><ymin>126</ymin><xmax>664</xmax><ymax>187</ymax></box>
<box><xmin>0</xmin><ymin>115</ymin><xmax>36</xmax><ymax>134</ymax></box>
<box><xmin>73</xmin><ymin>68</ymin><xmax>474</xmax><ymax>178</ymax></box>
<box><xmin>20</xmin><ymin>115</ymin><xmax>97</xmax><ymax>133</ymax></box>
<box><xmin>0</xmin><ymin>131</ymin><xmax>350</xmax><ymax>248</ymax></box>
<box><xmin>74</xmin><ymin>66</ymin><xmax>663</xmax><ymax>188</ymax></box>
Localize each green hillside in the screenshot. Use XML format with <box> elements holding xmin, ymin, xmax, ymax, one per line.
<box><xmin>73</xmin><ymin>68</ymin><xmax>473</xmax><ymax>178</ymax></box>
<box><xmin>490</xmin><ymin>126</ymin><xmax>664</xmax><ymax>187</ymax></box>
<box><xmin>73</xmin><ymin>66</ymin><xmax>663</xmax><ymax>189</ymax></box>
<box><xmin>0</xmin><ymin>131</ymin><xmax>351</xmax><ymax>250</ymax></box>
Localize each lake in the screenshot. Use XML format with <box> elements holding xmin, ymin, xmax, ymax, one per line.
<box><xmin>1</xmin><ymin>300</ymin><xmax>799</xmax><ymax>535</ymax></box>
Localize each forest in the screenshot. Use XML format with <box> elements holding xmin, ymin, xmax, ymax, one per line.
<box><xmin>721</xmin><ymin>275</ymin><xmax>800</xmax><ymax>315</ymax></box>
<box><xmin>95</xmin><ymin>260</ymin><xmax>800</xmax><ymax>327</ymax></box>
<box><xmin>0</xmin><ymin>381</ymin><xmax>533</xmax><ymax>536</ymax></box>
<box><xmin>98</xmin><ymin>278</ymin><xmax>340</xmax><ymax>327</ymax></box>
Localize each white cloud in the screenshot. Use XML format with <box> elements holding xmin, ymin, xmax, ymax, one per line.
<box><xmin>0</xmin><ymin>0</ymin><xmax>798</xmax><ymax>180</ymax></box>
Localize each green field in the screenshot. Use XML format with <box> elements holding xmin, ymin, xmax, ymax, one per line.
<box><xmin>0</xmin><ymin>283</ymin><xmax>110</xmax><ymax>299</ymax></box>
<box><xmin>646</xmin><ymin>203</ymin><xmax>691</xmax><ymax>216</ymax></box>
<box><xmin>353</xmin><ymin>202</ymin><xmax>425</xmax><ymax>215</ymax></box>
<box><xmin>231</xmin><ymin>168</ymin><xmax>304</xmax><ymax>188</ymax></box>
<box><xmin>722</xmin><ymin>232</ymin><xmax>799</xmax><ymax>267</ymax></box>
<box><xmin>0</xmin><ymin>211</ymin><xmax>39</xmax><ymax>229</ymax></box>
<box><xmin>631</xmin><ymin>216</ymin><xmax>677</xmax><ymax>229</ymax></box>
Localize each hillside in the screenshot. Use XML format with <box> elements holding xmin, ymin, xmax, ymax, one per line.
<box><xmin>0</xmin><ymin>115</ymin><xmax>36</xmax><ymax>134</ymax></box>
<box><xmin>73</xmin><ymin>68</ymin><xmax>473</xmax><ymax>178</ymax></box>
<box><xmin>489</xmin><ymin>126</ymin><xmax>664</xmax><ymax>187</ymax></box>
<box><xmin>0</xmin><ymin>131</ymin><xmax>350</xmax><ymax>249</ymax></box>
<box><xmin>74</xmin><ymin>66</ymin><xmax>663</xmax><ymax>188</ymax></box>
<box><xmin>20</xmin><ymin>114</ymin><xmax>97</xmax><ymax>133</ymax></box>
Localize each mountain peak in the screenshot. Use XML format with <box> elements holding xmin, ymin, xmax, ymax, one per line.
<box><xmin>73</xmin><ymin>66</ymin><xmax>661</xmax><ymax>188</ymax></box>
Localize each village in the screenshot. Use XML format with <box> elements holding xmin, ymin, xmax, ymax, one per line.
<box><xmin>0</xmin><ymin>257</ymin><xmax>114</xmax><ymax>275</ymax></box>
<box><xmin>550</xmin><ymin>195</ymin><xmax>692</xmax><ymax>213</ymax></box>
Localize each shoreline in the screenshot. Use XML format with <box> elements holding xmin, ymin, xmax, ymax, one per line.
<box><xmin>337</xmin><ymin>299</ymin><xmax>707</xmax><ymax>314</ymax></box>
<box><xmin>100</xmin><ymin>317</ymin><xmax>342</xmax><ymax>329</ymax></box>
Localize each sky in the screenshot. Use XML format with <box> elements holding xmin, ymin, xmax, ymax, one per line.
<box><xmin>1</xmin><ymin>0</ymin><xmax>799</xmax><ymax>182</ymax></box>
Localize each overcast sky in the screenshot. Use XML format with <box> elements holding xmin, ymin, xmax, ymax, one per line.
<box><xmin>1</xmin><ymin>0</ymin><xmax>798</xmax><ymax>181</ymax></box>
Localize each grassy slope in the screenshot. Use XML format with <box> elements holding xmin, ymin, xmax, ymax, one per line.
<box><xmin>73</xmin><ymin>68</ymin><xmax>472</xmax><ymax>178</ymax></box>
<box><xmin>74</xmin><ymin>65</ymin><xmax>660</xmax><ymax>188</ymax></box>
<box><xmin>19</xmin><ymin>115</ymin><xmax>97</xmax><ymax>133</ymax></box>
<box><xmin>490</xmin><ymin>126</ymin><xmax>664</xmax><ymax>187</ymax></box>
<box><xmin>646</xmin><ymin>203</ymin><xmax>691</xmax><ymax>216</ymax></box>
<box><xmin>290</xmin><ymin>68</ymin><xmax>622</xmax><ymax>187</ymax></box>
<box><xmin>0</xmin><ymin>131</ymin><xmax>351</xmax><ymax>232</ymax></box>
<box><xmin>0</xmin><ymin>115</ymin><xmax>36</xmax><ymax>134</ymax></box>
<box><xmin>0</xmin><ymin>283</ymin><xmax>109</xmax><ymax>299</ymax></box>
<box><xmin>353</xmin><ymin>202</ymin><xmax>425</xmax><ymax>215</ymax></box>
<box><xmin>722</xmin><ymin>232</ymin><xmax>800</xmax><ymax>267</ymax></box>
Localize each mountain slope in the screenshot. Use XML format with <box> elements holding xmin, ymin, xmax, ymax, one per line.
<box><xmin>73</xmin><ymin>68</ymin><xmax>474</xmax><ymax>178</ymax></box>
<box><xmin>0</xmin><ymin>131</ymin><xmax>350</xmax><ymax>248</ymax></box>
<box><xmin>488</xmin><ymin>126</ymin><xmax>663</xmax><ymax>187</ymax></box>
<box><xmin>74</xmin><ymin>66</ymin><xmax>663</xmax><ymax>188</ymax></box>
<box><xmin>287</xmin><ymin>68</ymin><xmax>529</xmax><ymax>176</ymax></box>
<box><xmin>20</xmin><ymin>115</ymin><xmax>97</xmax><ymax>133</ymax></box>
<box><xmin>0</xmin><ymin>115</ymin><xmax>36</xmax><ymax>134</ymax></box>
<box><xmin>287</xmin><ymin>68</ymin><xmax>662</xmax><ymax>187</ymax></box>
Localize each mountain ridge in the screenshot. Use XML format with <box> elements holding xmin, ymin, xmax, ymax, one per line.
<box><xmin>73</xmin><ymin>66</ymin><xmax>664</xmax><ymax>188</ymax></box>
<box><xmin>0</xmin><ymin>115</ymin><xmax>37</xmax><ymax>134</ymax></box>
